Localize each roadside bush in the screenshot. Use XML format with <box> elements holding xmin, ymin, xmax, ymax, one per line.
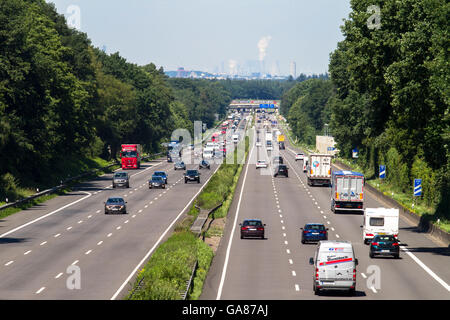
<box><xmin>0</xmin><ymin>173</ymin><xmax>19</xmax><ymax>202</ymax></box>
<box><xmin>385</xmin><ymin>147</ymin><xmax>409</xmax><ymax>192</ymax></box>
<box><xmin>411</xmin><ymin>156</ymin><xmax>437</xmax><ymax>207</ymax></box>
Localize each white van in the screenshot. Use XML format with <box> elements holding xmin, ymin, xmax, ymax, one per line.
<box><xmin>362</xmin><ymin>208</ymin><xmax>399</xmax><ymax>244</ymax></box>
<box><xmin>309</xmin><ymin>240</ymin><xmax>358</xmax><ymax>295</ymax></box>
<box><xmin>203</xmin><ymin>147</ymin><xmax>214</xmax><ymax>159</ymax></box>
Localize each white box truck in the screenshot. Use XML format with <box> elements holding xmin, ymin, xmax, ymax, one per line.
<box><xmin>307</xmin><ymin>154</ymin><xmax>332</xmax><ymax>186</ymax></box>
<box><xmin>362</xmin><ymin>208</ymin><xmax>399</xmax><ymax>244</ymax></box>
<box><xmin>331</xmin><ymin>171</ymin><xmax>365</xmax><ymax>213</ymax></box>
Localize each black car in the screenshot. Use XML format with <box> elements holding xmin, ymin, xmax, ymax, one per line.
<box><xmin>274</xmin><ymin>164</ymin><xmax>288</xmax><ymax>177</ymax></box>
<box><xmin>301</xmin><ymin>223</ymin><xmax>328</xmax><ymax>244</ymax></box>
<box><xmin>185</xmin><ymin>170</ymin><xmax>200</xmax><ymax>183</ymax></box>
<box><xmin>240</xmin><ymin>219</ymin><xmax>265</xmax><ymax>239</ymax></box>
<box><xmin>199</xmin><ymin>159</ymin><xmax>210</xmax><ymax>170</ymax></box>
<box><xmin>149</xmin><ymin>176</ymin><xmax>166</xmax><ymax>189</ymax></box>
<box><xmin>104</xmin><ymin>197</ymin><xmax>127</xmax><ymax>214</ymax></box>
<box><xmin>369</xmin><ymin>235</ymin><xmax>400</xmax><ymax>259</ymax></box>
<box><xmin>112</xmin><ymin>172</ymin><xmax>129</xmax><ymax>188</ymax></box>
<box><xmin>174</xmin><ymin>161</ymin><xmax>186</xmax><ymax>170</ymax></box>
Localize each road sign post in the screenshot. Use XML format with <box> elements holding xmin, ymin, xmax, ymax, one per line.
<box><xmin>379</xmin><ymin>165</ymin><xmax>386</xmax><ymax>183</ymax></box>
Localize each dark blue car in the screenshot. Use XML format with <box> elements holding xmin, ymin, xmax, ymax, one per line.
<box><xmin>152</xmin><ymin>171</ymin><xmax>168</xmax><ymax>184</ymax></box>
<box><xmin>301</xmin><ymin>223</ymin><xmax>328</xmax><ymax>244</ymax></box>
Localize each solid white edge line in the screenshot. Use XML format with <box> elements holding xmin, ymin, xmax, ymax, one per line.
<box><xmin>400</xmin><ymin>244</ymin><xmax>450</xmax><ymax>292</ymax></box>
<box><xmin>216</xmin><ymin>132</ymin><xmax>255</xmax><ymax>301</ymax></box>
<box><xmin>0</xmin><ymin>191</ymin><xmax>91</xmax><ymax>239</ymax></box>
<box><xmin>111</xmin><ymin>163</ymin><xmax>222</xmax><ymax>300</ymax></box>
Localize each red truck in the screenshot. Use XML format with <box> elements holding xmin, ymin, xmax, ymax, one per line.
<box><xmin>121</xmin><ymin>144</ymin><xmax>142</xmax><ymax>169</ymax></box>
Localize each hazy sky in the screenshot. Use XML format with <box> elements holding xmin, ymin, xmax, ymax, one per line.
<box><xmin>46</xmin><ymin>0</ymin><xmax>351</xmax><ymax>75</ymax></box>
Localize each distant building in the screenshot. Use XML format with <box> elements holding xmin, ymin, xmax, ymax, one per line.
<box><xmin>176</xmin><ymin>67</ymin><xmax>189</xmax><ymax>78</ymax></box>
<box><xmin>290</xmin><ymin>61</ymin><xmax>296</xmax><ymax>79</ymax></box>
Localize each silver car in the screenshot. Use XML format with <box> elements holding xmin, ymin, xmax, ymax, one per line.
<box><xmin>112</xmin><ymin>172</ymin><xmax>129</xmax><ymax>188</ymax></box>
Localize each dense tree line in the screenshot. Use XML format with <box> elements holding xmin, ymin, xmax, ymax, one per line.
<box><xmin>281</xmin><ymin>79</ymin><xmax>334</xmax><ymax>146</ymax></box>
<box><xmin>282</xmin><ymin>0</ymin><xmax>449</xmax><ymax>217</ymax></box>
<box><xmin>0</xmin><ymin>0</ymin><xmax>232</xmax><ymax>199</ymax></box>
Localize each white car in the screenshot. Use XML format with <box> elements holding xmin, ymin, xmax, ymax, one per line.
<box><xmin>295</xmin><ymin>153</ymin><xmax>304</xmax><ymax>161</ymax></box>
<box><xmin>256</xmin><ymin>141</ymin><xmax>262</xmax><ymax>147</ymax></box>
<box><xmin>256</xmin><ymin>160</ymin><xmax>268</xmax><ymax>169</ymax></box>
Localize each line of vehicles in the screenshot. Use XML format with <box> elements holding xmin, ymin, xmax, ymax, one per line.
<box><xmin>250</xmin><ymin>115</ymin><xmax>402</xmax><ymax>296</ymax></box>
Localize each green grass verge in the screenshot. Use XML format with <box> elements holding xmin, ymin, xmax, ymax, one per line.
<box><xmin>126</xmin><ymin>231</ymin><xmax>213</xmax><ymax>300</ymax></box>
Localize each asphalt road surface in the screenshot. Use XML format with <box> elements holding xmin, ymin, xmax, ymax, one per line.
<box><xmin>202</xmin><ymin>118</ymin><xmax>450</xmax><ymax>300</ymax></box>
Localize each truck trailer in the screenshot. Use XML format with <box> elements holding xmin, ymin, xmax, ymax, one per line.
<box><xmin>331</xmin><ymin>171</ymin><xmax>364</xmax><ymax>213</ymax></box>
<box><xmin>306</xmin><ymin>154</ymin><xmax>332</xmax><ymax>186</ymax></box>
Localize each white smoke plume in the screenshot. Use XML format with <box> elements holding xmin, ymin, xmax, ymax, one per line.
<box><xmin>257</xmin><ymin>36</ymin><xmax>272</xmax><ymax>61</ymax></box>
<box><xmin>228</xmin><ymin>59</ymin><xmax>237</xmax><ymax>75</ymax></box>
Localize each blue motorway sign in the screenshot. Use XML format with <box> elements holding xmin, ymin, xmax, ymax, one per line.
<box><xmin>259</xmin><ymin>104</ymin><xmax>275</xmax><ymax>108</ymax></box>
<box><xmin>379</xmin><ymin>165</ymin><xmax>386</xmax><ymax>179</ymax></box>
<box><xmin>414</xmin><ymin>179</ymin><xmax>422</xmax><ymax>196</ymax></box>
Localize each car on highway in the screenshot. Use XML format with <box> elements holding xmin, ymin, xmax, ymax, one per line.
<box><xmin>112</xmin><ymin>172</ymin><xmax>130</xmax><ymax>188</ymax></box>
<box><xmin>199</xmin><ymin>159</ymin><xmax>211</xmax><ymax>170</ymax></box>
<box><xmin>240</xmin><ymin>219</ymin><xmax>265</xmax><ymax>239</ymax></box>
<box><xmin>309</xmin><ymin>240</ymin><xmax>358</xmax><ymax>296</ymax></box>
<box><xmin>256</xmin><ymin>141</ymin><xmax>262</xmax><ymax>147</ymax></box>
<box><xmin>149</xmin><ymin>176</ymin><xmax>166</xmax><ymax>189</ymax></box>
<box><xmin>295</xmin><ymin>153</ymin><xmax>304</xmax><ymax>161</ymax></box>
<box><xmin>174</xmin><ymin>161</ymin><xmax>186</xmax><ymax>170</ymax></box>
<box><xmin>301</xmin><ymin>223</ymin><xmax>328</xmax><ymax>244</ymax></box>
<box><xmin>369</xmin><ymin>234</ymin><xmax>400</xmax><ymax>259</ymax></box>
<box><xmin>184</xmin><ymin>169</ymin><xmax>200</xmax><ymax>183</ymax></box>
<box><xmin>104</xmin><ymin>197</ymin><xmax>127</xmax><ymax>214</ymax></box>
<box><xmin>152</xmin><ymin>171</ymin><xmax>168</xmax><ymax>184</ymax></box>
<box><xmin>274</xmin><ymin>164</ymin><xmax>288</xmax><ymax>177</ymax></box>
<box><xmin>256</xmin><ymin>160</ymin><xmax>268</xmax><ymax>169</ymax></box>
<box><xmin>273</xmin><ymin>156</ymin><xmax>283</xmax><ymax>165</ymax></box>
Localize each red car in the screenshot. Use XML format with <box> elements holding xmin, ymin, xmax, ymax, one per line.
<box><xmin>240</xmin><ymin>219</ymin><xmax>265</xmax><ymax>239</ymax></box>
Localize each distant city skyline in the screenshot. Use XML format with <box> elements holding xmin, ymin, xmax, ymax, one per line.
<box><xmin>46</xmin><ymin>0</ymin><xmax>351</xmax><ymax>75</ymax></box>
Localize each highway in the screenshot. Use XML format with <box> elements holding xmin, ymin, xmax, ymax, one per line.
<box><xmin>0</xmin><ymin>153</ymin><xmax>222</xmax><ymax>299</ymax></box>
<box><xmin>0</xmin><ymin>116</ymin><xmax>248</xmax><ymax>300</ymax></box>
<box><xmin>201</xmin><ymin>116</ymin><xmax>450</xmax><ymax>300</ymax></box>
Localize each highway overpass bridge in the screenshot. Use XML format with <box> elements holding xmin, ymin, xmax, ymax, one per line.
<box><xmin>228</xmin><ymin>99</ymin><xmax>280</xmax><ymax>112</ymax></box>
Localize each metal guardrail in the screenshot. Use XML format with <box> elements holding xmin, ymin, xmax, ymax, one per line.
<box><xmin>180</xmin><ymin>260</ymin><xmax>198</xmax><ymax>300</ymax></box>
